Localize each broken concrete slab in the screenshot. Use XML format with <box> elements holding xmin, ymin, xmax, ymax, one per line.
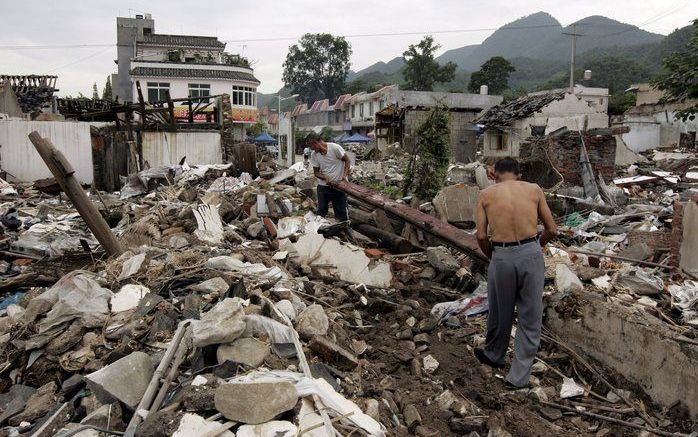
<box><xmin>85</xmin><ymin>351</ymin><xmax>153</xmax><ymax>409</ymax></box>
<box><xmin>193</xmin><ymin>203</ymin><xmax>224</xmax><ymax>244</ymax></box>
<box><xmin>432</xmin><ymin>184</ymin><xmax>479</xmax><ymax>226</ymax></box>
<box><xmin>172</xmin><ymin>413</ymin><xmax>235</xmax><ymax>437</ymax></box>
<box><xmin>237</xmin><ymin>421</ymin><xmax>298</xmax><ymax>437</ymax></box>
<box><xmin>192</xmin><ymin>298</ymin><xmax>247</xmax><ymax>347</ymax></box>
<box><xmin>190</xmin><ymin>277</ymin><xmax>229</xmax><ymax>295</ymax></box>
<box><xmin>282</xmin><ymin>233</ymin><xmax>392</xmax><ymax>287</ymax></box>
<box><xmin>80</xmin><ymin>402</ymin><xmax>125</xmax><ymax>431</ymax></box>
<box><xmin>614</xmin><ymin>268</ymin><xmax>664</xmax><ymax>295</ymax></box>
<box><xmin>110</xmin><ymin>284</ymin><xmax>150</xmax><ymax>313</ymax></box>
<box><xmin>555</xmin><ymin>264</ymin><xmax>584</xmax><ymax>294</ymax></box>
<box><xmin>214</xmin><ymin>381</ymin><xmax>298</xmax><ymax>424</ymax></box>
<box><xmin>118</xmin><ymin>252</ymin><xmax>146</xmax><ymax>280</ymax></box>
<box><xmin>216</xmin><ymin>337</ymin><xmax>270</xmax><ymax>367</ymax></box>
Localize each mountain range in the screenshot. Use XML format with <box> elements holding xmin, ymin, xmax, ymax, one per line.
<box><xmin>261</xmin><ymin>12</ymin><xmax>691</xmax><ymax>109</ymax></box>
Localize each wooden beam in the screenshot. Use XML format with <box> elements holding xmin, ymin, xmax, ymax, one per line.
<box><xmin>332</xmin><ymin>180</ymin><xmax>488</xmax><ymax>263</ymax></box>
<box><xmin>28</xmin><ymin>132</ymin><xmax>123</xmax><ymax>257</ymax></box>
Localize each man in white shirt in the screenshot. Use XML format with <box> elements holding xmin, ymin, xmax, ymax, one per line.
<box><xmin>306</xmin><ymin>132</ymin><xmax>351</xmax><ymax>221</ymax></box>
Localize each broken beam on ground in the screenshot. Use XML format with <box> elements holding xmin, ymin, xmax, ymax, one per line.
<box><xmin>27</xmin><ymin>131</ymin><xmax>124</xmax><ymax>257</ymax></box>
<box><xmin>331</xmin><ymin>180</ymin><xmax>488</xmax><ymax>263</ymax></box>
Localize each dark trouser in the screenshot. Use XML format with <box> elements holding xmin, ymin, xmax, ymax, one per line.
<box><xmin>484</xmin><ymin>241</ymin><xmax>545</xmax><ymax>387</ymax></box>
<box><xmin>316</xmin><ymin>185</ymin><xmax>348</xmax><ymax>221</ymax></box>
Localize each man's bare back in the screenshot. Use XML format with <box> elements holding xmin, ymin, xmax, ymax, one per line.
<box><xmin>475</xmin><ymin>165</ymin><xmax>557</xmax><ymax>259</ymax></box>
<box><xmin>480</xmin><ymin>181</ymin><xmax>543</xmax><ymax>242</ymax></box>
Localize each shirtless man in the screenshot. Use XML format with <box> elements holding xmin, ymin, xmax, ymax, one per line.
<box><xmin>474</xmin><ymin>157</ymin><xmax>557</xmax><ymax>388</ymax></box>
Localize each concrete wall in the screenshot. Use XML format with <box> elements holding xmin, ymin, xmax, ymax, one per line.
<box><xmin>402</xmin><ymin>109</ymin><xmax>480</xmax><ymax>163</ymax></box>
<box><xmin>546</xmin><ymin>292</ymin><xmax>698</xmax><ymax>419</ymax></box>
<box><xmin>620</xmin><ymin>122</ymin><xmax>661</xmax><ymax>152</ymax></box>
<box><xmin>0</xmin><ymin>120</ymin><xmax>95</xmax><ymax>184</ymax></box>
<box><xmin>116</xmin><ymin>16</ymin><xmax>155</xmax><ymax>102</ymax></box>
<box><xmin>141</xmin><ymin>130</ymin><xmax>221</xmax><ymax>166</ymax></box>
<box><xmin>620</xmin><ymin>105</ymin><xmax>698</xmax><ymax>151</ymax></box>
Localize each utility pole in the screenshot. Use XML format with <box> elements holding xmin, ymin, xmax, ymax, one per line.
<box><xmin>563</xmin><ymin>23</ymin><xmax>583</xmax><ymax>94</ymax></box>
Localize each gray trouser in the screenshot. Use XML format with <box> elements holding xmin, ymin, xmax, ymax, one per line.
<box><xmin>484</xmin><ymin>241</ymin><xmax>545</xmax><ymax>387</ymax></box>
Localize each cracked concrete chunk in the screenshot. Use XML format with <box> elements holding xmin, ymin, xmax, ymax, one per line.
<box><xmin>85</xmin><ymin>351</ymin><xmax>153</xmax><ymax>409</ymax></box>
<box><xmin>555</xmin><ymin>264</ymin><xmax>583</xmax><ymax>294</ymax></box>
<box><xmin>217</xmin><ymin>337</ymin><xmax>270</xmax><ymax>367</ymax></box>
<box><xmin>214</xmin><ymin>381</ymin><xmax>298</xmax><ymax>424</ymax></box>
<box><xmin>190</xmin><ymin>277</ymin><xmax>229</xmax><ymax>295</ymax></box>
<box><xmin>296</xmin><ymin>304</ymin><xmax>329</xmax><ymax>340</ymax></box>
<box><xmin>192</xmin><ymin>298</ymin><xmax>247</xmax><ymax>347</ymax></box>
<box><xmin>426</xmin><ymin>246</ymin><xmax>460</xmax><ymax>273</ymax></box>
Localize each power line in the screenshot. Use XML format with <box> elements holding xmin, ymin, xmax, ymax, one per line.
<box><xmin>0</xmin><ymin>21</ymin><xmax>651</xmax><ymax>50</ymax></box>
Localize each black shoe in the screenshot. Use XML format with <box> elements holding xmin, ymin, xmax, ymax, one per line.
<box><xmin>474</xmin><ymin>348</ymin><xmax>505</xmax><ymax>369</ymax></box>
<box><xmin>503</xmin><ymin>380</ymin><xmax>528</xmax><ymax>390</ymax></box>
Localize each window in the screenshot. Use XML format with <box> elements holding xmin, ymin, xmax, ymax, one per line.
<box><xmin>147</xmin><ymin>82</ymin><xmax>170</xmax><ymax>102</ymax></box>
<box><xmin>335</xmin><ymin>112</ymin><xmax>340</xmax><ymax>123</ymax></box>
<box><xmin>359</xmin><ymin>103</ymin><xmax>364</xmax><ymax>118</ymax></box>
<box><xmin>232</xmin><ymin>85</ymin><xmax>256</xmax><ymax>106</ymax></box>
<box><xmin>379</xmin><ymin>100</ymin><xmax>385</xmax><ymax>110</ymax></box>
<box><xmin>188</xmin><ymin>83</ymin><xmax>211</xmax><ymax>99</ymax></box>
<box><xmin>369</xmin><ymin>101</ymin><xmax>374</xmax><ymax>114</ymax></box>
<box><xmin>143</xmin><ymin>27</ymin><xmax>152</xmax><ymax>35</ymax></box>
<box><xmin>351</xmin><ymin>105</ymin><xmax>355</xmax><ymax>118</ymax></box>
<box><xmin>491</xmin><ymin>130</ymin><xmax>508</xmax><ymax>151</ymax></box>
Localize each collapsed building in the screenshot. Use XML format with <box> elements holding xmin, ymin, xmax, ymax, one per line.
<box><xmin>0</xmin><ymin>72</ymin><xmax>697</xmax><ymax>437</ymax></box>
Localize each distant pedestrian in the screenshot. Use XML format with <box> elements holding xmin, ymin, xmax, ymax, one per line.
<box><xmin>306</xmin><ymin>132</ymin><xmax>351</xmax><ymax>221</ymax></box>
<box><xmin>474</xmin><ymin>157</ymin><xmax>557</xmax><ymax>388</ymax></box>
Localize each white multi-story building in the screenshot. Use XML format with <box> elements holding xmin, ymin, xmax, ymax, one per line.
<box><xmin>114</xmin><ymin>14</ymin><xmax>260</xmax><ymax>137</ymax></box>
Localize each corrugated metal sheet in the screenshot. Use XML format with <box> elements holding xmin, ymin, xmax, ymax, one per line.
<box><xmin>0</xmin><ymin>120</ymin><xmax>94</xmax><ymax>184</ymax></box>
<box><xmin>141</xmin><ymin>131</ymin><xmax>221</xmax><ymax>166</ymax></box>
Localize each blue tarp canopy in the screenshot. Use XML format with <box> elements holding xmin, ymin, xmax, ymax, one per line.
<box><xmin>253</xmin><ymin>131</ymin><xmax>277</xmax><ymax>143</ymax></box>
<box><xmin>342</xmin><ymin>133</ymin><xmax>371</xmax><ymax>144</ymax></box>
<box><xmin>333</xmin><ymin>133</ymin><xmax>350</xmax><ymax>143</ymax></box>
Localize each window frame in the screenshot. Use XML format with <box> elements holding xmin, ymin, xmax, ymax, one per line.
<box><xmin>146</xmin><ymin>82</ymin><xmax>170</xmax><ymax>102</ymax></box>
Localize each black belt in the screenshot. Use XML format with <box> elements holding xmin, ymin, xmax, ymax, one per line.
<box><xmin>491</xmin><ymin>236</ymin><xmax>538</xmax><ymax>247</ymax></box>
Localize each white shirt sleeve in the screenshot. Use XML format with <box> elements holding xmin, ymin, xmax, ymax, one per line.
<box><xmin>309</xmin><ymin>152</ymin><xmax>319</xmax><ymax>168</ymax></box>
<box><xmin>333</xmin><ymin>144</ymin><xmax>346</xmax><ymax>160</ymax></box>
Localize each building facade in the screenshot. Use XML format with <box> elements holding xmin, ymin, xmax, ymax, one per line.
<box><xmin>614</xmin><ymin>83</ymin><xmax>697</xmax><ymax>152</ymax></box>
<box><xmin>114</xmin><ymin>14</ymin><xmax>260</xmax><ymax>138</ymax></box>
<box><xmin>478</xmin><ymin>85</ymin><xmax>609</xmax><ymax>158</ymax></box>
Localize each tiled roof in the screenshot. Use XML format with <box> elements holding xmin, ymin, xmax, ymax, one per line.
<box><xmin>131</xmin><ymin>67</ymin><xmax>259</xmax><ymax>84</ymax></box>
<box><xmin>476</xmin><ymin>91</ymin><xmax>566</xmax><ymax>127</ymax></box>
<box><xmin>141</xmin><ymin>34</ymin><xmax>225</xmax><ymax>48</ymax></box>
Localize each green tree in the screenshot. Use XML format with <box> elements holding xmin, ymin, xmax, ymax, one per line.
<box><xmin>282</xmin><ymin>33</ymin><xmax>352</xmax><ymax>103</ymax></box>
<box><xmin>608</xmin><ymin>92</ymin><xmax>636</xmax><ymax>115</ymax></box>
<box><xmin>102</xmin><ymin>76</ymin><xmax>113</xmax><ymax>101</ymax></box>
<box><xmin>320</xmin><ymin>126</ymin><xmax>334</xmax><ymax>141</ymax></box>
<box><xmin>92</xmin><ymin>82</ymin><xmax>99</xmax><ymax>100</ymax></box>
<box><xmin>247</xmin><ymin>121</ymin><xmax>268</xmax><ymax>137</ymax></box>
<box><xmin>344</xmin><ymin>79</ymin><xmax>371</xmax><ymax>95</ymax></box>
<box><xmin>402</xmin><ymin>105</ymin><xmax>450</xmax><ymax>200</ymax></box>
<box><xmin>402</xmin><ymin>36</ymin><xmax>456</xmax><ymax>91</ymax></box>
<box><xmin>582</xmin><ymin>56</ymin><xmax>651</xmax><ymax>94</ymax></box>
<box><xmin>651</xmin><ymin>19</ymin><xmax>698</xmax><ymax>121</ymax></box>
<box><xmin>468</xmin><ymin>57</ymin><xmax>516</xmax><ymax>95</ymax></box>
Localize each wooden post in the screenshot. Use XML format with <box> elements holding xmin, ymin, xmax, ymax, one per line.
<box><xmin>28</xmin><ymin>131</ymin><xmax>124</xmax><ymax>257</ymax></box>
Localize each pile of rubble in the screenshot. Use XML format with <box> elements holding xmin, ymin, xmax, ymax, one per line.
<box><xmin>0</xmin><ymin>137</ymin><xmax>696</xmax><ymax>437</ymax></box>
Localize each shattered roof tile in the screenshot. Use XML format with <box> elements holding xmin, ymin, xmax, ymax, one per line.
<box><xmin>476</xmin><ymin>91</ymin><xmax>566</xmax><ymax>127</ymax></box>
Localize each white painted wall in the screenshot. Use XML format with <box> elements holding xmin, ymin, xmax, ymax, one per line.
<box><xmin>0</xmin><ymin>120</ymin><xmax>95</xmax><ymax>184</ymax></box>
<box><xmin>621</xmin><ymin>122</ymin><xmax>661</xmax><ymax>152</ymax></box>
<box><xmin>132</xmin><ymin>77</ymin><xmax>239</xmax><ymax>102</ymax></box>
<box><xmin>620</xmin><ymin>107</ymin><xmax>698</xmax><ymax>151</ymax></box>
<box><xmin>141</xmin><ymin>130</ymin><xmax>221</xmax><ymax>166</ymax></box>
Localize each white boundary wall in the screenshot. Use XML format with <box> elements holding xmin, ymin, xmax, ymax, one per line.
<box><xmin>141</xmin><ymin>130</ymin><xmax>221</xmax><ymax>166</ymax></box>
<box><xmin>0</xmin><ymin>120</ymin><xmax>94</xmax><ymax>184</ymax></box>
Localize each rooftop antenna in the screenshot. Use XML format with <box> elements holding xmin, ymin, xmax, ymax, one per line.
<box><xmin>562</xmin><ymin>23</ymin><xmax>583</xmax><ymax>94</ymax></box>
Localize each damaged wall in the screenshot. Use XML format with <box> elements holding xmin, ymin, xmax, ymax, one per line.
<box><xmin>546</xmin><ymin>293</ymin><xmax>698</xmax><ymax>419</ymax></box>
<box><xmin>0</xmin><ymin>120</ymin><xmax>100</xmax><ymax>184</ymax></box>
<box><xmin>402</xmin><ymin>110</ymin><xmax>480</xmax><ymax>163</ymax></box>
<box><xmin>141</xmin><ymin>130</ymin><xmax>222</xmax><ymax>167</ymax></box>
<box><xmin>519</xmin><ymin>131</ymin><xmax>616</xmax><ymax>186</ymax></box>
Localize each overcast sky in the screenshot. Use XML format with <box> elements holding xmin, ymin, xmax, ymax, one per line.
<box><xmin>1</xmin><ymin>0</ymin><xmax>695</xmax><ymax>96</ymax></box>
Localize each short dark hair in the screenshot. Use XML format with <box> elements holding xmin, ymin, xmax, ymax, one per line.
<box><xmin>494</xmin><ymin>157</ymin><xmax>520</xmax><ymax>175</ymax></box>
<box><xmin>305</xmin><ymin>132</ymin><xmax>322</xmax><ymax>145</ymax></box>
